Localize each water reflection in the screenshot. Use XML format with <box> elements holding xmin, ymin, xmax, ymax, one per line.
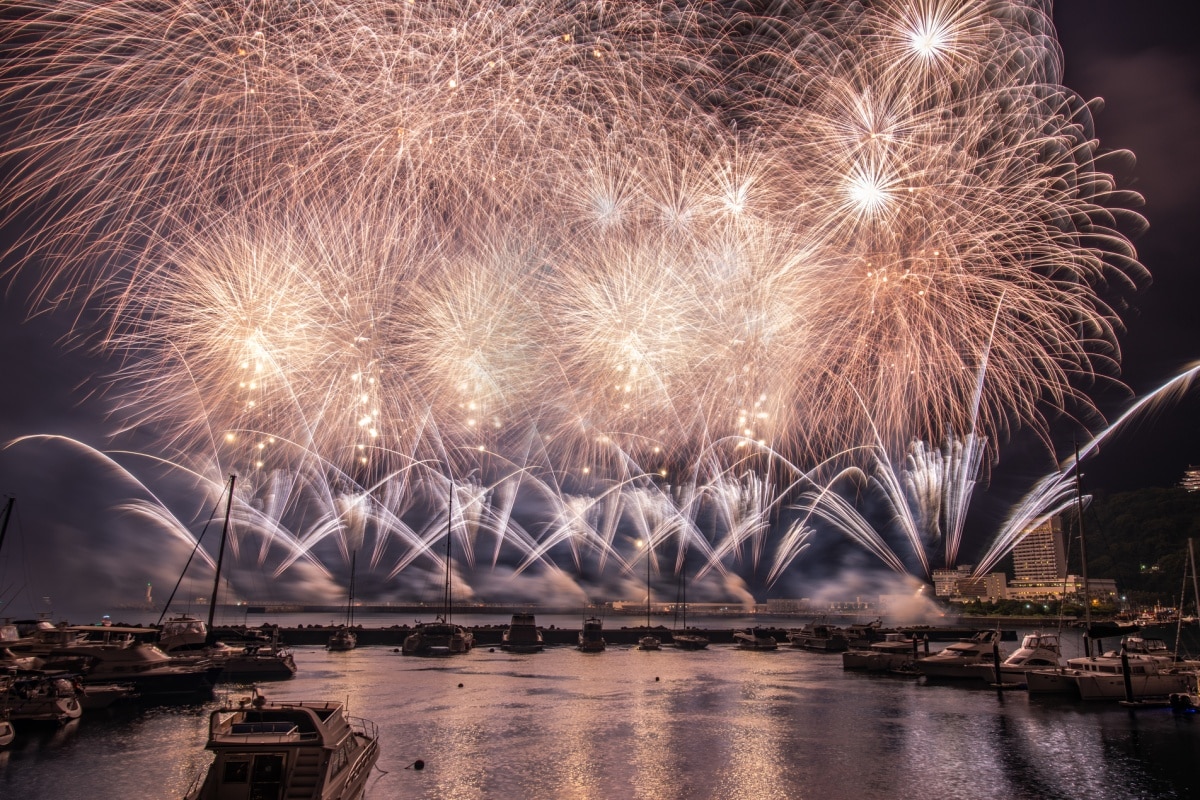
<box><xmin>1</xmin><ymin>643</ymin><xmax>1196</xmax><ymax>800</ymax></box>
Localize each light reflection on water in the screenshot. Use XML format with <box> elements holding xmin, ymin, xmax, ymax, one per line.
<box><xmin>1</xmin><ymin>642</ymin><xmax>1197</xmax><ymax>799</ymax></box>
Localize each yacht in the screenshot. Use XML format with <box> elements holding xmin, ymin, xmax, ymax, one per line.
<box><xmin>577</xmin><ymin>617</ymin><xmax>606</xmax><ymax>652</ymax></box>
<box><xmin>159</xmin><ymin>616</ymin><xmax>297</xmax><ymax>681</ymax></box>
<box><xmin>184</xmin><ymin>690</ymin><xmax>379</xmax><ymax>800</ymax></box>
<box><xmin>1028</xmin><ymin>651</ymin><xmax>1194</xmax><ymax>700</ymax></box>
<box><xmin>962</xmin><ymin>631</ymin><xmax>1064</xmax><ymax>685</ymax></box>
<box><xmin>37</xmin><ymin>625</ymin><xmax>221</xmax><ymax>702</ymax></box>
<box><xmin>402</xmin><ymin>620</ymin><xmax>474</xmax><ymax>657</ymax></box>
<box><xmin>0</xmin><ymin>671</ymin><xmax>82</xmax><ymax>724</ymax></box>
<box><xmin>326</xmin><ymin>628</ymin><xmax>358</xmax><ymax>653</ymax></box>
<box><xmin>733</xmin><ymin>627</ymin><xmax>778</xmax><ymax>651</ymax></box>
<box><xmin>500</xmin><ymin>613</ymin><xmax>544</xmax><ymax>653</ymax></box>
<box><xmin>915</xmin><ymin>630</ymin><xmax>1006</xmax><ymax>679</ymax></box>
<box><xmin>787</xmin><ymin>622</ymin><xmax>849</xmax><ymax>652</ymax></box>
<box><xmin>842</xmin><ymin>633</ymin><xmax>918</xmax><ymax>671</ymax></box>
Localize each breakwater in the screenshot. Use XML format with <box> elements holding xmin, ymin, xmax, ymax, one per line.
<box><xmin>232</xmin><ymin>623</ymin><xmax>1019</xmax><ymax>647</ymax></box>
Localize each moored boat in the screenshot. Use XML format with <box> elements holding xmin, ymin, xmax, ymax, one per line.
<box><xmin>916</xmin><ymin>630</ymin><xmax>1006</xmax><ymax>679</ymax></box>
<box><xmin>0</xmin><ymin>671</ymin><xmax>82</xmax><ymax>724</ymax></box>
<box><xmin>327</xmin><ymin>551</ymin><xmax>359</xmax><ymax>652</ymax></box>
<box><xmin>1029</xmin><ymin>652</ymin><xmax>1194</xmax><ymax>701</ymax></box>
<box><xmin>184</xmin><ymin>690</ymin><xmax>379</xmax><ymax>800</ymax></box>
<box><xmin>37</xmin><ymin>626</ymin><xmax>221</xmax><ymax>702</ymax></box>
<box><xmin>734</xmin><ymin>627</ymin><xmax>778</xmax><ymax>651</ymax></box>
<box><xmin>501</xmin><ymin>613</ymin><xmax>544</xmax><ymax>653</ymax></box>
<box><xmin>787</xmin><ymin>622</ymin><xmax>849</xmax><ymax>652</ymax></box>
<box><xmin>842</xmin><ymin>633</ymin><xmax>920</xmax><ymax>671</ymax></box>
<box><xmin>577</xmin><ymin>617</ymin><xmax>606</xmax><ymax>652</ymax></box>
<box><xmin>402</xmin><ymin>620</ymin><xmax>474</xmax><ymax>656</ymax></box>
<box><xmin>962</xmin><ymin>631</ymin><xmax>1064</xmax><ymax>686</ymax></box>
<box><xmin>159</xmin><ymin>617</ymin><xmax>298</xmax><ymax>681</ymax></box>
<box><xmin>402</xmin><ymin>480</ymin><xmax>473</xmax><ymax>658</ymax></box>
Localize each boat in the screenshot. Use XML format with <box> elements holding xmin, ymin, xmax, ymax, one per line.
<box><xmin>1029</xmin><ymin>650</ymin><xmax>1194</xmax><ymax>701</ymax></box>
<box><xmin>637</xmin><ymin>540</ymin><xmax>661</xmax><ymax>651</ymax></box>
<box><xmin>0</xmin><ymin>671</ymin><xmax>82</xmax><ymax>724</ymax></box>
<box><xmin>577</xmin><ymin>616</ymin><xmax>606</xmax><ymax>652</ymax></box>
<box><xmin>184</xmin><ymin>689</ymin><xmax>379</xmax><ymax>800</ymax></box>
<box><xmin>500</xmin><ymin>613</ymin><xmax>544</xmax><ymax>653</ymax></box>
<box><xmin>0</xmin><ymin>715</ymin><xmax>13</xmax><ymax>747</ymax></box>
<box><xmin>915</xmin><ymin>630</ymin><xmax>1006</xmax><ymax>679</ymax></box>
<box><xmin>37</xmin><ymin>625</ymin><xmax>222</xmax><ymax>702</ymax></box>
<box><xmin>327</xmin><ymin>552</ymin><xmax>358</xmax><ymax>652</ymax></box>
<box><xmin>402</xmin><ymin>482</ymin><xmax>474</xmax><ymax>657</ymax></box>
<box><xmin>1169</xmin><ymin>671</ymin><xmax>1200</xmax><ymax>711</ymax></box>
<box><xmin>733</xmin><ymin>627</ymin><xmax>778</xmax><ymax>651</ymax></box>
<box><xmin>670</xmin><ymin>568</ymin><xmax>708</xmax><ymax>651</ymax></box>
<box><xmin>842</xmin><ymin>633</ymin><xmax>919</xmax><ymax>671</ymax></box>
<box><xmin>787</xmin><ymin>621</ymin><xmax>849</xmax><ymax>652</ymax></box>
<box><xmin>157</xmin><ymin>478</ymin><xmax>297</xmax><ymax>681</ymax></box>
<box><xmin>962</xmin><ymin>631</ymin><xmax>1064</xmax><ymax>686</ymax></box>
<box><xmin>159</xmin><ymin>615</ymin><xmax>298</xmax><ymax>681</ymax></box>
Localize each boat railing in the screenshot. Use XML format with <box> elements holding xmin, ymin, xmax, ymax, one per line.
<box><xmin>347</xmin><ymin>713</ymin><xmax>378</xmax><ymax>741</ymax></box>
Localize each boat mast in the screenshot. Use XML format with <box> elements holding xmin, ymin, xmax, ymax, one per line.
<box><xmin>442</xmin><ymin>481</ymin><xmax>453</xmax><ymax>625</ymax></box>
<box><xmin>0</xmin><ymin>496</ymin><xmax>13</xmax><ymax>560</ymax></box>
<box><xmin>646</xmin><ymin>540</ymin><xmax>652</xmax><ymax>631</ymax></box>
<box><xmin>1073</xmin><ymin>444</ymin><xmax>1091</xmax><ymax>657</ymax></box>
<box><xmin>348</xmin><ymin>549</ymin><xmax>356</xmax><ymax>628</ymax></box>
<box><xmin>207</xmin><ymin>475</ymin><xmax>237</xmax><ymax>632</ymax></box>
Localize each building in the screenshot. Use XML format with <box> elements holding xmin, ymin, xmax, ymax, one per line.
<box><xmin>1011</xmin><ymin>516</ymin><xmax>1067</xmax><ymax>583</ymax></box>
<box><xmin>933</xmin><ymin>565</ymin><xmax>1007</xmax><ymax>601</ymax></box>
<box><xmin>1181</xmin><ymin>465</ymin><xmax>1200</xmax><ymax>492</ymax></box>
<box><xmin>932</xmin><ymin>565</ymin><xmax>974</xmax><ymax>598</ymax></box>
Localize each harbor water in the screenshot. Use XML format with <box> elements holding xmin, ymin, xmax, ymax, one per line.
<box><xmin>2</xmin><ymin>617</ymin><xmax>1197</xmax><ymax>799</ymax></box>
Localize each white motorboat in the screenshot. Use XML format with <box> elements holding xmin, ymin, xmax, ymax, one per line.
<box><xmin>963</xmin><ymin>631</ymin><xmax>1064</xmax><ymax>685</ymax></box>
<box><xmin>734</xmin><ymin>627</ymin><xmax>778</xmax><ymax>651</ymax></box>
<box><xmin>916</xmin><ymin>630</ymin><xmax>1006</xmax><ymax>679</ymax></box>
<box><xmin>184</xmin><ymin>690</ymin><xmax>379</xmax><ymax>800</ymax></box>
<box><xmin>1029</xmin><ymin>652</ymin><xmax>1194</xmax><ymax>701</ymax></box>
<box><xmin>0</xmin><ymin>715</ymin><xmax>13</xmax><ymax>747</ymax></box>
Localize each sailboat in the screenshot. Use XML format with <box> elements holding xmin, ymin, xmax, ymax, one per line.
<box><xmin>327</xmin><ymin>551</ymin><xmax>358</xmax><ymax>652</ymax></box>
<box><xmin>157</xmin><ymin>476</ymin><xmax>297</xmax><ymax>680</ymax></box>
<box><xmin>671</xmin><ymin>566</ymin><xmax>708</xmax><ymax>650</ymax></box>
<box><xmin>637</xmin><ymin>539</ymin><xmax>661</xmax><ymax>650</ymax></box>
<box><xmin>402</xmin><ymin>481</ymin><xmax>474</xmax><ymax>656</ymax></box>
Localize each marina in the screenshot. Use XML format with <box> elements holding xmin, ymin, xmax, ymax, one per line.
<box><xmin>4</xmin><ymin>616</ymin><xmax>1197</xmax><ymax>799</ymax></box>
<box><xmin>4</xmin><ymin>618</ymin><xmax>1195</xmax><ymax>800</ymax></box>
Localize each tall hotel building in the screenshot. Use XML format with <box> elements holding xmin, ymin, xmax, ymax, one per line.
<box><xmin>1007</xmin><ymin>516</ymin><xmax>1069</xmax><ymax>600</ymax></box>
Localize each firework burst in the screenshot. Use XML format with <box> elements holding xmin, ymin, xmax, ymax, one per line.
<box><xmin>0</xmin><ymin>2</ymin><xmax>1155</xmax><ymax>593</ymax></box>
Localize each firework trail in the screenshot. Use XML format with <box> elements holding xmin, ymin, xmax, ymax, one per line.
<box><xmin>0</xmin><ymin>2</ymin><xmax>1159</xmax><ymax>594</ymax></box>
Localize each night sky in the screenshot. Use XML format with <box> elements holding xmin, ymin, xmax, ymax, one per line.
<box><xmin>1</xmin><ymin>2</ymin><xmax>1198</xmax><ymax>612</ymax></box>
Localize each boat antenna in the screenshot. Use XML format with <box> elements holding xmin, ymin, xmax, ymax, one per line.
<box><xmin>208</xmin><ymin>474</ymin><xmax>237</xmax><ymax>632</ymax></box>
<box><xmin>1073</xmin><ymin>443</ymin><xmax>1091</xmax><ymax>657</ymax></box>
